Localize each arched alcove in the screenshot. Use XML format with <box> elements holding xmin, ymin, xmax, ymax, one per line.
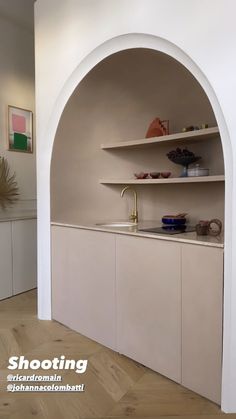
<box><xmin>51</xmin><ymin>48</ymin><xmax>224</xmax><ymax>226</ymax></box>
<box><xmin>37</xmin><ymin>34</ymin><xmax>234</xmax><ymax>411</ymax></box>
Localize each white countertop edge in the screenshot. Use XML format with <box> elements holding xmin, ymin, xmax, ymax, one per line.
<box><xmin>51</xmin><ymin>221</ymin><xmax>224</xmax><ymax>249</ymax></box>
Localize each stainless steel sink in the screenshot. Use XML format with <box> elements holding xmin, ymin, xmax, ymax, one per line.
<box><xmin>96</xmin><ymin>222</ymin><xmax>137</xmax><ymax>228</ymax></box>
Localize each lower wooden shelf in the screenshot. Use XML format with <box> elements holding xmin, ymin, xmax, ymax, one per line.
<box><xmin>99</xmin><ymin>175</ymin><xmax>225</xmax><ymax>185</ymax></box>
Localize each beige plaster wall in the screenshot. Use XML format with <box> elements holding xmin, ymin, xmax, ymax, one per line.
<box><xmin>51</xmin><ymin>49</ymin><xmax>224</xmax><ymax>225</ymax></box>
<box><xmin>0</xmin><ymin>14</ymin><xmax>35</xmax><ymax>212</ymax></box>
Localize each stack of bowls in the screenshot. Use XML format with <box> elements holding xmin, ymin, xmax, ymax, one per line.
<box><xmin>161</xmin><ymin>214</ymin><xmax>187</xmax><ymax>230</ymax></box>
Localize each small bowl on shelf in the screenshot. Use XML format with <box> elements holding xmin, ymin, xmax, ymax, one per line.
<box><xmin>162</xmin><ymin>215</ymin><xmax>187</xmax><ymax>225</ymax></box>
<box><xmin>134</xmin><ymin>172</ymin><xmax>149</xmax><ymax>179</ymax></box>
<box><xmin>160</xmin><ymin>171</ymin><xmax>171</xmax><ymax>178</ymax></box>
<box><xmin>150</xmin><ymin>172</ymin><xmax>160</xmax><ymax>179</ymax></box>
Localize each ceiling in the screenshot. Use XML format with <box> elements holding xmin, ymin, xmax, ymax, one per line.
<box><xmin>0</xmin><ymin>0</ymin><xmax>35</xmax><ymax>31</ymax></box>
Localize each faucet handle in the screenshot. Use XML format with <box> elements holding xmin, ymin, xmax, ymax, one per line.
<box><xmin>130</xmin><ymin>210</ymin><xmax>138</xmax><ymax>224</ymax></box>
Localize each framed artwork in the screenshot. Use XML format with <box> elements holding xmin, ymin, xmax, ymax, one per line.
<box><xmin>8</xmin><ymin>105</ymin><xmax>33</xmax><ymax>153</ymax></box>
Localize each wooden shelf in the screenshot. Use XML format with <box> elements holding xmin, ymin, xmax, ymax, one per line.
<box><xmin>99</xmin><ymin>175</ymin><xmax>225</xmax><ymax>185</ymax></box>
<box><xmin>101</xmin><ymin>126</ymin><xmax>219</xmax><ymax>150</ymax></box>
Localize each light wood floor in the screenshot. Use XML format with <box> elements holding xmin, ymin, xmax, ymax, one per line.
<box><xmin>0</xmin><ymin>290</ymin><xmax>235</xmax><ymax>419</ymax></box>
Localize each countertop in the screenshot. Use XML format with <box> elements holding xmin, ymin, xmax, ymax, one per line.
<box><xmin>51</xmin><ymin>220</ymin><xmax>224</xmax><ymax>249</ymax></box>
<box><xmin>0</xmin><ymin>210</ymin><xmax>37</xmax><ymax>222</ymax></box>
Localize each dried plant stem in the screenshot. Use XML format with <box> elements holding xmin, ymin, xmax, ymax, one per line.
<box><xmin>0</xmin><ymin>157</ymin><xmax>19</xmax><ymax>209</ymax></box>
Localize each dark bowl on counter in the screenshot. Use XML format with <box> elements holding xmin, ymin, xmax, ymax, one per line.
<box><xmin>162</xmin><ymin>215</ymin><xmax>186</xmax><ymax>225</ymax></box>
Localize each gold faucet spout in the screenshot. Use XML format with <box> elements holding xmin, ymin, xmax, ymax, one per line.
<box><xmin>121</xmin><ymin>186</ymin><xmax>138</xmax><ymax>224</ymax></box>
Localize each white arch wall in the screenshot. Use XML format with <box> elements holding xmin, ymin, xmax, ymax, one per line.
<box><xmin>35</xmin><ymin>0</ymin><xmax>236</xmax><ymax>412</ymax></box>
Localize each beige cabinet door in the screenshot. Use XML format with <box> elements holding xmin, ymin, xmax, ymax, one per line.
<box><xmin>116</xmin><ymin>235</ymin><xmax>181</xmax><ymax>382</ymax></box>
<box><xmin>52</xmin><ymin>227</ymin><xmax>116</xmax><ymax>350</ymax></box>
<box><xmin>182</xmin><ymin>244</ymin><xmax>223</xmax><ymax>404</ymax></box>
<box><xmin>12</xmin><ymin>219</ymin><xmax>37</xmax><ymax>295</ymax></box>
<box><xmin>0</xmin><ymin>222</ymin><xmax>12</xmax><ymax>300</ymax></box>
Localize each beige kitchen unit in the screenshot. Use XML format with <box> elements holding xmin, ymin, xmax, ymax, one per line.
<box><xmin>52</xmin><ymin>226</ymin><xmax>116</xmax><ymax>350</ymax></box>
<box><xmin>0</xmin><ymin>222</ymin><xmax>13</xmax><ymax>300</ymax></box>
<box><xmin>116</xmin><ymin>235</ymin><xmax>181</xmax><ymax>383</ymax></box>
<box><xmin>12</xmin><ymin>219</ymin><xmax>37</xmax><ymax>295</ymax></box>
<box><xmin>51</xmin><ymin>223</ymin><xmax>223</xmax><ymax>404</ymax></box>
<box><xmin>0</xmin><ymin>216</ymin><xmax>37</xmax><ymax>300</ymax></box>
<box><xmin>182</xmin><ymin>244</ymin><xmax>223</xmax><ymax>403</ymax></box>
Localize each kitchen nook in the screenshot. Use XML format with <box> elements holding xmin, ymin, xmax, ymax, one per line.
<box><xmin>50</xmin><ymin>49</ymin><xmax>224</xmax><ymax>405</ymax></box>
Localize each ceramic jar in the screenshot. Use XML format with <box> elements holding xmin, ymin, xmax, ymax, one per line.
<box><xmin>195</xmin><ymin>219</ymin><xmax>222</xmax><ymax>236</ymax></box>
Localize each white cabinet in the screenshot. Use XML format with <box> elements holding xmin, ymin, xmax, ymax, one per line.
<box><xmin>12</xmin><ymin>219</ymin><xmax>37</xmax><ymax>295</ymax></box>
<box><xmin>181</xmin><ymin>244</ymin><xmax>223</xmax><ymax>404</ymax></box>
<box><xmin>52</xmin><ymin>227</ymin><xmax>116</xmax><ymax>350</ymax></box>
<box><xmin>116</xmin><ymin>235</ymin><xmax>181</xmax><ymax>382</ymax></box>
<box><xmin>0</xmin><ymin>219</ymin><xmax>37</xmax><ymax>300</ymax></box>
<box><xmin>0</xmin><ymin>222</ymin><xmax>13</xmax><ymax>300</ymax></box>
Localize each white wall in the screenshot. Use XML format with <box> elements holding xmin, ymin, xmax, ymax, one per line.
<box><xmin>35</xmin><ymin>0</ymin><xmax>236</xmax><ymax>412</ymax></box>
<box><xmin>0</xmin><ymin>14</ymin><xmax>35</xmax><ymax>213</ymax></box>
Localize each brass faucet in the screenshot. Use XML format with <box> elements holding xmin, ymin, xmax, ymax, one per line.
<box><xmin>121</xmin><ymin>186</ymin><xmax>138</xmax><ymax>224</ymax></box>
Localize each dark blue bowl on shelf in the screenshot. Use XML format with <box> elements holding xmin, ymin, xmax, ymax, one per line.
<box><xmin>162</xmin><ymin>216</ymin><xmax>186</xmax><ymax>225</ymax></box>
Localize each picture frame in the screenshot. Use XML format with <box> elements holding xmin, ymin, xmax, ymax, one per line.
<box><xmin>8</xmin><ymin>105</ymin><xmax>33</xmax><ymax>153</ymax></box>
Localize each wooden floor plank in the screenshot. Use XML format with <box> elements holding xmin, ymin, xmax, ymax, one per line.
<box><xmin>0</xmin><ymin>290</ymin><xmax>228</xmax><ymax>418</ymax></box>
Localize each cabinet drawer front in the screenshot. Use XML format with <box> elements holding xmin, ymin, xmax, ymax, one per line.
<box><xmin>116</xmin><ymin>235</ymin><xmax>181</xmax><ymax>382</ymax></box>
<box><xmin>182</xmin><ymin>244</ymin><xmax>223</xmax><ymax>404</ymax></box>
<box><xmin>52</xmin><ymin>227</ymin><xmax>116</xmax><ymax>350</ymax></box>
<box><xmin>12</xmin><ymin>219</ymin><xmax>37</xmax><ymax>295</ymax></box>
<box><xmin>0</xmin><ymin>222</ymin><xmax>12</xmax><ymax>300</ymax></box>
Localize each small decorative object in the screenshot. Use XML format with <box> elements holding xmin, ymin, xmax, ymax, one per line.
<box><xmin>0</xmin><ymin>157</ymin><xmax>19</xmax><ymax>209</ymax></box>
<box><xmin>162</xmin><ymin>213</ymin><xmax>187</xmax><ymax>226</ymax></box>
<box><xmin>195</xmin><ymin>220</ymin><xmax>209</xmax><ymax>235</ymax></box>
<box><xmin>182</xmin><ymin>124</ymin><xmax>209</xmax><ymax>132</ymax></box>
<box><xmin>134</xmin><ymin>172</ymin><xmax>149</xmax><ymax>179</ymax></box>
<box><xmin>195</xmin><ymin>219</ymin><xmax>222</xmax><ymax>236</ymax></box>
<box><xmin>160</xmin><ymin>171</ymin><xmax>171</xmax><ymax>178</ymax></box>
<box><xmin>167</xmin><ymin>147</ymin><xmax>201</xmax><ymax>177</ymax></box>
<box><xmin>182</xmin><ymin>126</ymin><xmax>200</xmax><ymax>132</ymax></box>
<box><xmin>150</xmin><ymin>172</ymin><xmax>160</xmax><ymax>179</ymax></box>
<box><xmin>8</xmin><ymin>105</ymin><xmax>33</xmax><ymax>153</ymax></box>
<box><xmin>145</xmin><ymin>117</ymin><xmax>169</xmax><ymax>138</ymax></box>
<box><xmin>187</xmin><ymin>165</ymin><xmax>209</xmax><ymax>177</ymax></box>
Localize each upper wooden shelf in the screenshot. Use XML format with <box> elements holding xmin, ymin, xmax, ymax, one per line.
<box><xmin>101</xmin><ymin>126</ymin><xmax>219</xmax><ymax>150</ymax></box>
<box><xmin>99</xmin><ymin>175</ymin><xmax>225</xmax><ymax>185</ymax></box>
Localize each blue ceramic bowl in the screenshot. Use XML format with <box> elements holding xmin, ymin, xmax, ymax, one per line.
<box><xmin>162</xmin><ymin>216</ymin><xmax>186</xmax><ymax>225</ymax></box>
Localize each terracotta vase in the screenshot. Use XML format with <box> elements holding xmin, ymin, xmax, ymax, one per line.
<box><xmin>145</xmin><ymin>117</ymin><xmax>169</xmax><ymax>138</ymax></box>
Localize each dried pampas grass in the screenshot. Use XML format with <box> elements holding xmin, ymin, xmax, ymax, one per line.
<box><xmin>0</xmin><ymin>157</ymin><xmax>19</xmax><ymax>209</ymax></box>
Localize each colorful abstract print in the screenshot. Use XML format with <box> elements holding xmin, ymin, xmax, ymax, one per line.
<box><xmin>9</xmin><ymin>108</ymin><xmax>32</xmax><ymax>152</ymax></box>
